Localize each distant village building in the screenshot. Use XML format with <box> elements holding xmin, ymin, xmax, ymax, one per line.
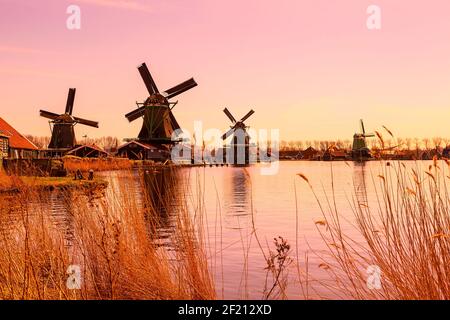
<box><xmin>0</xmin><ymin>132</ymin><xmax>9</xmax><ymax>159</ymax></box>
<box><xmin>302</xmin><ymin>147</ymin><xmax>318</xmax><ymax>160</ymax></box>
<box><xmin>117</xmin><ymin>140</ymin><xmax>169</xmax><ymax>161</ymax></box>
<box><xmin>0</xmin><ymin>117</ymin><xmax>38</xmax><ymax>159</ymax></box>
<box><xmin>66</xmin><ymin>144</ymin><xmax>109</xmax><ymax>158</ymax></box>
<box><xmin>322</xmin><ymin>149</ymin><xmax>348</xmax><ymax>161</ymax></box>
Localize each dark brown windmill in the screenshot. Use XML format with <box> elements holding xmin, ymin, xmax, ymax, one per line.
<box><xmin>125</xmin><ymin>62</ymin><xmax>197</xmax><ymax>146</ymax></box>
<box><xmin>221</xmin><ymin>108</ymin><xmax>255</xmax><ymax>165</ymax></box>
<box><xmin>40</xmin><ymin>88</ymin><xmax>99</xmax><ymax>150</ymax></box>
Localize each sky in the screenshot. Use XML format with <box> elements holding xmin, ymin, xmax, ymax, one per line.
<box><xmin>1</xmin><ymin>0</ymin><xmax>450</xmax><ymax>143</ymax></box>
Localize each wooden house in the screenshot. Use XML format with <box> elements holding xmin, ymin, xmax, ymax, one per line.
<box><xmin>117</xmin><ymin>140</ymin><xmax>169</xmax><ymax>161</ymax></box>
<box><xmin>0</xmin><ymin>117</ymin><xmax>38</xmax><ymax>159</ymax></box>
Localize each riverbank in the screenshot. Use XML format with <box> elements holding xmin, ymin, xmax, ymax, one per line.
<box><xmin>0</xmin><ymin>175</ymin><xmax>108</xmax><ymax>193</ymax></box>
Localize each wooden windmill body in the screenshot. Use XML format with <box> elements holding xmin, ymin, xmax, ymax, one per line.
<box><xmin>351</xmin><ymin>119</ymin><xmax>374</xmax><ymax>161</ymax></box>
<box><xmin>124</xmin><ymin>63</ymin><xmax>197</xmax><ymax>158</ymax></box>
<box><xmin>221</xmin><ymin>108</ymin><xmax>255</xmax><ymax>165</ymax></box>
<box><xmin>40</xmin><ymin>88</ymin><xmax>99</xmax><ymax>156</ymax></box>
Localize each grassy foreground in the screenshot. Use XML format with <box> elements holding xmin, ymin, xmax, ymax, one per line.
<box><xmin>297</xmin><ymin>159</ymin><xmax>450</xmax><ymax>299</ymax></box>
<box><xmin>3</xmin><ymin>158</ymin><xmax>450</xmax><ymax>300</ymax></box>
<box><xmin>0</xmin><ymin>168</ymin><xmax>215</xmax><ymax>299</ymax></box>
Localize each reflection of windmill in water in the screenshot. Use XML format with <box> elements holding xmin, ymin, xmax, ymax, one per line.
<box><xmin>352</xmin><ymin>162</ymin><xmax>369</xmax><ymax>209</ymax></box>
<box><xmin>221</xmin><ymin>108</ymin><xmax>255</xmax><ymax>166</ymax></box>
<box><xmin>223</xmin><ymin>168</ymin><xmax>251</xmax><ymax>230</ymax></box>
<box><xmin>351</xmin><ymin>119</ymin><xmax>375</xmax><ymax>161</ymax></box>
<box><xmin>142</xmin><ymin>168</ymin><xmax>182</xmax><ymax>247</ymax></box>
<box><xmin>40</xmin><ymin>88</ymin><xmax>99</xmax><ymax>157</ymax></box>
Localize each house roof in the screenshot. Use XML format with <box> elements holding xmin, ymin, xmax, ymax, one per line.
<box><xmin>67</xmin><ymin>144</ymin><xmax>109</xmax><ymax>156</ymax></box>
<box><xmin>0</xmin><ymin>117</ymin><xmax>38</xmax><ymax>150</ymax></box>
<box><xmin>118</xmin><ymin>140</ymin><xmax>159</xmax><ymax>151</ymax></box>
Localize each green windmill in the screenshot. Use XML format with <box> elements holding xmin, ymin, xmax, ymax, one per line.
<box><xmin>351</xmin><ymin>119</ymin><xmax>375</xmax><ymax>161</ymax></box>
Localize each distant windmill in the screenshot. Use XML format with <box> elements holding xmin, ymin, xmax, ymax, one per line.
<box><xmin>125</xmin><ymin>62</ymin><xmax>197</xmax><ymax>146</ymax></box>
<box><xmin>40</xmin><ymin>88</ymin><xmax>99</xmax><ymax>150</ymax></box>
<box><xmin>351</xmin><ymin>119</ymin><xmax>375</xmax><ymax>160</ymax></box>
<box><xmin>221</xmin><ymin>108</ymin><xmax>255</xmax><ymax>165</ymax></box>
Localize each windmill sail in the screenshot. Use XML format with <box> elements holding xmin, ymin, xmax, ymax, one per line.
<box><xmin>74</xmin><ymin>116</ymin><xmax>99</xmax><ymax>128</ymax></box>
<box><xmin>223</xmin><ymin>108</ymin><xmax>236</xmax><ymax>124</ymax></box>
<box><xmin>40</xmin><ymin>88</ymin><xmax>99</xmax><ymax>150</ymax></box>
<box><xmin>125</xmin><ymin>62</ymin><xmax>197</xmax><ymax>146</ymax></box>
<box><xmin>240</xmin><ymin>109</ymin><xmax>255</xmax><ymax>123</ymax></box>
<box><xmin>360</xmin><ymin>119</ymin><xmax>365</xmax><ymax>135</ymax></box>
<box><xmin>163</xmin><ymin>78</ymin><xmax>197</xmax><ymax>100</ymax></box>
<box><xmin>138</xmin><ymin>63</ymin><xmax>159</xmax><ymax>95</ymax></box>
<box><xmin>125</xmin><ymin>106</ymin><xmax>146</xmax><ymax>122</ymax></box>
<box><xmin>65</xmin><ymin>88</ymin><xmax>76</xmax><ymax>115</ymax></box>
<box><xmin>40</xmin><ymin>110</ymin><xmax>60</xmax><ymax>120</ymax></box>
<box><xmin>221</xmin><ymin>108</ymin><xmax>255</xmax><ymax>140</ymax></box>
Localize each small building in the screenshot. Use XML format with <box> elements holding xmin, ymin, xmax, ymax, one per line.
<box><xmin>279</xmin><ymin>150</ymin><xmax>302</xmax><ymax>160</ymax></box>
<box><xmin>0</xmin><ymin>132</ymin><xmax>9</xmax><ymax>159</ymax></box>
<box><xmin>322</xmin><ymin>149</ymin><xmax>348</xmax><ymax>161</ymax></box>
<box><xmin>419</xmin><ymin>149</ymin><xmax>439</xmax><ymax>161</ymax></box>
<box><xmin>302</xmin><ymin>147</ymin><xmax>318</xmax><ymax>160</ymax></box>
<box><xmin>0</xmin><ymin>117</ymin><xmax>38</xmax><ymax>159</ymax></box>
<box><xmin>66</xmin><ymin>144</ymin><xmax>109</xmax><ymax>158</ymax></box>
<box><xmin>117</xmin><ymin>140</ymin><xmax>169</xmax><ymax>161</ymax></box>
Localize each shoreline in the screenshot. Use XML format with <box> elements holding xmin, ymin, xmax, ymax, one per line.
<box><xmin>0</xmin><ymin>176</ymin><xmax>108</xmax><ymax>194</ymax></box>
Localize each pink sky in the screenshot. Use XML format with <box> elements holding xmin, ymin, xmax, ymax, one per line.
<box><xmin>1</xmin><ymin>0</ymin><xmax>450</xmax><ymax>142</ymax></box>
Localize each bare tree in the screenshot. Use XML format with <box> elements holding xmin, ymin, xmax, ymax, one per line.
<box><xmin>423</xmin><ymin>138</ymin><xmax>430</xmax><ymax>150</ymax></box>
<box><xmin>25</xmin><ymin>135</ymin><xmax>50</xmax><ymax>149</ymax></box>
<box><xmin>405</xmin><ymin>138</ymin><xmax>413</xmax><ymax>151</ymax></box>
<box><xmin>432</xmin><ymin>137</ymin><xmax>443</xmax><ymax>150</ymax></box>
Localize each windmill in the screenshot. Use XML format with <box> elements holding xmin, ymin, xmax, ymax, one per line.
<box><xmin>40</xmin><ymin>88</ymin><xmax>99</xmax><ymax>150</ymax></box>
<box><xmin>351</xmin><ymin>119</ymin><xmax>375</xmax><ymax>160</ymax></box>
<box><xmin>221</xmin><ymin>108</ymin><xmax>255</xmax><ymax>165</ymax></box>
<box><xmin>125</xmin><ymin>62</ymin><xmax>197</xmax><ymax>147</ymax></box>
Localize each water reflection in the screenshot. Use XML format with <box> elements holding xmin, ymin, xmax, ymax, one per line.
<box><xmin>46</xmin><ymin>191</ymin><xmax>75</xmax><ymax>247</ymax></box>
<box><xmin>0</xmin><ymin>190</ymin><xmax>76</xmax><ymax>247</ymax></box>
<box><xmin>352</xmin><ymin>162</ymin><xmax>368</xmax><ymax>208</ymax></box>
<box><xmin>224</xmin><ymin>168</ymin><xmax>251</xmax><ymax>230</ymax></box>
<box><xmin>142</xmin><ymin>167</ymin><xmax>181</xmax><ymax>247</ymax></box>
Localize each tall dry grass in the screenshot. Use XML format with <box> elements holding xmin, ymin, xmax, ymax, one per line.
<box><xmin>0</xmin><ymin>167</ymin><xmax>23</xmax><ymax>191</ymax></box>
<box><xmin>0</xmin><ymin>167</ymin><xmax>215</xmax><ymax>300</ymax></box>
<box><xmin>299</xmin><ymin>160</ymin><xmax>450</xmax><ymax>299</ymax></box>
<box><xmin>62</xmin><ymin>156</ymin><xmax>132</xmax><ymax>173</ymax></box>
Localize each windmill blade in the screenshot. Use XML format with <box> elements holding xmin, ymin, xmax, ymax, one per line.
<box><xmin>138</xmin><ymin>63</ymin><xmax>159</xmax><ymax>95</ymax></box>
<box><xmin>364</xmin><ymin>133</ymin><xmax>376</xmax><ymax>137</ymax></box>
<box><xmin>240</xmin><ymin>109</ymin><xmax>255</xmax><ymax>123</ymax></box>
<box><xmin>169</xmin><ymin>110</ymin><xmax>181</xmax><ymax>130</ymax></box>
<box><xmin>223</xmin><ymin>108</ymin><xmax>236</xmax><ymax>124</ymax></box>
<box><xmin>40</xmin><ymin>110</ymin><xmax>60</xmax><ymax>120</ymax></box>
<box><xmin>125</xmin><ymin>106</ymin><xmax>146</xmax><ymax>122</ymax></box>
<box><xmin>360</xmin><ymin>119</ymin><xmax>366</xmax><ymax>135</ymax></box>
<box><xmin>221</xmin><ymin>127</ymin><xmax>235</xmax><ymax>140</ymax></box>
<box><xmin>73</xmin><ymin>116</ymin><xmax>99</xmax><ymax>128</ymax></box>
<box><xmin>163</xmin><ymin>78</ymin><xmax>197</xmax><ymax>100</ymax></box>
<box><xmin>65</xmin><ymin>88</ymin><xmax>76</xmax><ymax>115</ymax></box>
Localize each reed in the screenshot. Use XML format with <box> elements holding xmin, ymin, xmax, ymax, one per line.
<box><xmin>62</xmin><ymin>156</ymin><xmax>132</xmax><ymax>173</ymax></box>
<box><xmin>0</xmin><ymin>167</ymin><xmax>215</xmax><ymax>300</ymax></box>
<box><xmin>0</xmin><ymin>168</ymin><xmax>22</xmax><ymax>190</ymax></box>
<box><xmin>300</xmin><ymin>160</ymin><xmax>450</xmax><ymax>299</ymax></box>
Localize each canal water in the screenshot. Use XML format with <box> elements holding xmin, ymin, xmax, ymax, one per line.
<box><xmin>179</xmin><ymin>160</ymin><xmax>436</xmax><ymax>299</ymax></box>
<box><xmin>0</xmin><ymin>160</ymin><xmax>437</xmax><ymax>299</ymax></box>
